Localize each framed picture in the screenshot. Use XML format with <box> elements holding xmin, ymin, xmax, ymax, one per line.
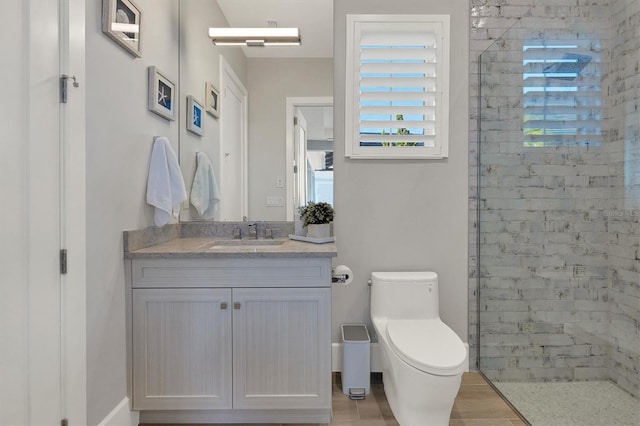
<box><xmin>102</xmin><ymin>0</ymin><xmax>142</xmax><ymax>58</ymax></box>
<box><xmin>205</xmin><ymin>81</ymin><xmax>220</xmax><ymax>118</ymax></box>
<box><xmin>187</xmin><ymin>96</ymin><xmax>204</xmax><ymax>136</ymax></box>
<box><xmin>147</xmin><ymin>66</ymin><xmax>176</xmax><ymax>121</ymax></box>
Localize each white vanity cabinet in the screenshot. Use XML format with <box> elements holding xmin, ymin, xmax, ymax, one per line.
<box><xmin>232</xmin><ymin>287</ymin><xmax>330</xmax><ymax>409</ymax></box>
<box><xmin>132</xmin><ymin>288</ymin><xmax>233</xmax><ymax>410</ymax></box>
<box><xmin>126</xmin><ymin>256</ymin><xmax>333</xmax><ymax>422</ymax></box>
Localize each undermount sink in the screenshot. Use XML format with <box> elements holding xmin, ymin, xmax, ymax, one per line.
<box><xmin>208</xmin><ymin>239</ymin><xmax>285</xmax><ymax>248</ymax></box>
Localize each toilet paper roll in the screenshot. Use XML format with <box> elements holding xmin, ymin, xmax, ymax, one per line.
<box><xmin>332</xmin><ymin>265</ymin><xmax>354</xmax><ymax>285</ymax></box>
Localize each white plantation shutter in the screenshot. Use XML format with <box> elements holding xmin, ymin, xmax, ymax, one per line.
<box><xmin>345</xmin><ymin>15</ymin><xmax>450</xmax><ymax>159</ymax></box>
<box><xmin>522</xmin><ymin>39</ymin><xmax>602</xmax><ymax>147</ymax></box>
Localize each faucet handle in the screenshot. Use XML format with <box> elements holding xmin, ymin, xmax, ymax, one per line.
<box><xmin>247</xmin><ymin>222</ymin><xmax>258</xmax><ymax>239</ymax></box>
<box><xmin>265</xmin><ymin>228</ymin><xmax>278</xmax><ymax>239</ymax></box>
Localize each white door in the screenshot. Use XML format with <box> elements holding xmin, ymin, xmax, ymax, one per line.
<box><xmin>219</xmin><ymin>57</ymin><xmax>248</xmax><ymax>221</ymax></box>
<box><xmin>1</xmin><ymin>0</ymin><xmax>62</xmax><ymax>424</ymax></box>
<box><xmin>1</xmin><ymin>0</ymin><xmax>85</xmax><ymax>424</ymax></box>
<box><xmin>294</xmin><ymin>109</ymin><xmax>309</xmax><ymax>210</ymax></box>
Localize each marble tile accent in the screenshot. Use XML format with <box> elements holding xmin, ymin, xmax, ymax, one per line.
<box><xmin>123</xmin><ymin>219</ymin><xmax>333</xmax><ymax>259</ymax></box>
<box><xmin>124</xmin><ymin>237</ymin><xmax>337</xmax><ymax>259</ymax></box>
<box><xmin>123</xmin><ymin>222</ymin><xmax>295</xmax><ymax>253</ymax></box>
<box><xmin>122</xmin><ymin>223</ymin><xmax>180</xmax><ymax>252</ymax></box>
<box><xmin>181</xmin><ymin>221</ymin><xmax>294</xmax><ymax>240</ymax></box>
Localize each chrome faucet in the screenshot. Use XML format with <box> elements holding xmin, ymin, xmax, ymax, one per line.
<box><xmin>247</xmin><ymin>222</ymin><xmax>258</xmax><ymax>239</ymax></box>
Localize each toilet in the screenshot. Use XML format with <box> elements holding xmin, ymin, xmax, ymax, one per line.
<box><xmin>370</xmin><ymin>271</ymin><xmax>466</xmax><ymax>426</ymax></box>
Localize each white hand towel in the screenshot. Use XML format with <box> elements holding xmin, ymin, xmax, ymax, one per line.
<box><xmin>190</xmin><ymin>152</ymin><xmax>221</xmax><ymax>219</ymax></box>
<box><xmin>146</xmin><ymin>136</ymin><xmax>187</xmax><ymax>227</ymax></box>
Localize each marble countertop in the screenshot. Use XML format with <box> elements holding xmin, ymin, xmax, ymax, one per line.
<box><xmin>125</xmin><ymin>237</ymin><xmax>337</xmax><ymax>259</ymax></box>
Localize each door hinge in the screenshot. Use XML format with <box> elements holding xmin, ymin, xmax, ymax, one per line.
<box><xmin>293</xmin><ymin>116</ymin><xmax>298</xmax><ymax>125</ymax></box>
<box><xmin>293</xmin><ymin>164</ymin><xmax>298</xmax><ymax>174</ymax></box>
<box><xmin>60</xmin><ymin>74</ymin><xmax>79</xmax><ymax>103</ymax></box>
<box><xmin>60</xmin><ymin>249</ymin><xmax>68</xmax><ymax>275</ymax></box>
<box><xmin>61</xmin><ymin>419</ymin><xmax>68</xmax><ymax>426</ymax></box>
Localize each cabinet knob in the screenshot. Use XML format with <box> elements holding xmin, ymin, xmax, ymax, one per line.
<box><xmin>220</xmin><ymin>302</ymin><xmax>228</xmax><ymax>310</ymax></box>
<box><xmin>234</xmin><ymin>302</ymin><xmax>241</xmax><ymax>310</ymax></box>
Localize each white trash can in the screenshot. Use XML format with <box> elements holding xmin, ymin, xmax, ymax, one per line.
<box><xmin>341</xmin><ymin>324</ymin><xmax>370</xmax><ymax>399</ymax></box>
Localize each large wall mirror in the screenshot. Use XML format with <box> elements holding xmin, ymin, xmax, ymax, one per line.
<box><xmin>178</xmin><ymin>0</ymin><xmax>333</xmax><ymax>222</ymax></box>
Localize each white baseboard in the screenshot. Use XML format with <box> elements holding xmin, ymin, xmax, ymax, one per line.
<box><xmin>465</xmin><ymin>343</ymin><xmax>470</xmax><ymax>371</ymax></box>
<box><xmin>332</xmin><ymin>342</ymin><xmax>470</xmax><ymax>373</ymax></box>
<box><xmin>97</xmin><ymin>397</ymin><xmax>139</xmax><ymax>426</ymax></box>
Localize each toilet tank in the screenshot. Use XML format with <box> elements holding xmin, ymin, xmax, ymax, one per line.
<box><xmin>371</xmin><ymin>271</ymin><xmax>439</xmax><ymax>320</ymax></box>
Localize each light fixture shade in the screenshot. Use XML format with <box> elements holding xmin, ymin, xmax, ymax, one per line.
<box><xmin>208</xmin><ymin>27</ymin><xmax>301</xmax><ymax>46</ymax></box>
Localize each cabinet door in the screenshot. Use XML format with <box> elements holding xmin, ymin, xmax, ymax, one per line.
<box><xmin>232</xmin><ymin>287</ymin><xmax>331</xmax><ymax>409</ymax></box>
<box><xmin>132</xmin><ymin>288</ymin><xmax>232</xmax><ymax>410</ymax></box>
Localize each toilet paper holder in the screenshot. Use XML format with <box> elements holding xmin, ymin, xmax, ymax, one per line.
<box><xmin>332</xmin><ymin>265</ymin><xmax>352</xmax><ymax>284</ymax></box>
<box><xmin>332</xmin><ymin>273</ymin><xmax>349</xmax><ymax>284</ymax></box>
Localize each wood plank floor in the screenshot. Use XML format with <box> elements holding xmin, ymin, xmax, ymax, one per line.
<box><xmin>327</xmin><ymin>372</ymin><xmax>525</xmax><ymax>426</ymax></box>
<box><xmin>449</xmin><ymin>373</ymin><xmax>526</xmax><ymax>426</ymax></box>
<box><xmin>141</xmin><ymin>372</ymin><xmax>526</xmax><ymax>426</ymax></box>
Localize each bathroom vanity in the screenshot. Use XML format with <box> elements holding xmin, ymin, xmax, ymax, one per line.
<box><xmin>123</xmin><ymin>227</ymin><xmax>336</xmax><ymax>423</ymax></box>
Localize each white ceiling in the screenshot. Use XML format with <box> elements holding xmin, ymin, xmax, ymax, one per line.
<box><xmin>216</xmin><ymin>0</ymin><xmax>333</xmax><ymax>58</ymax></box>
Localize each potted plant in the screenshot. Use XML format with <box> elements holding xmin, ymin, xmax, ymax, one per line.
<box><xmin>298</xmin><ymin>201</ymin><xmax>335</xmax><ymax>238</ymax></box>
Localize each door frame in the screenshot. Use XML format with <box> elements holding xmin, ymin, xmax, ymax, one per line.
<box><xmin>219</xmin><ymin>56</ymin><xmax>249</xmax><ymax>220</ymax></box>
<box><xmin>293</xmin><ymin>109</ymin><xmax>308</xmax><ymax>211</ymax></box>
<box><xmin>61</xmin><ymin>0</ymin><xmax>87</xmax><ymax>422</ymax></box>
<box><xmin>285</xmin><ymin>97</ymin><xmax>333</xmax><ymax>221</ymax></box>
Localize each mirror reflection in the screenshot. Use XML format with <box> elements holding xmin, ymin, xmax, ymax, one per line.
<box><xmin>294</xmin><ymin>106</ymin><xmax>334</xmax><ymax>208</ymax></box>
<box><xmin>178</xmin><ymin>0</ymin><xmax>334</xmax><ymax>222</ymax></box>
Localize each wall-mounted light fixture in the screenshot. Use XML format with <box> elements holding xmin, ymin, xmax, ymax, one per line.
<box><xmin>208</xmin><ymin>27</ymin><xmax>301</xmax><ymax>47</ymax></box>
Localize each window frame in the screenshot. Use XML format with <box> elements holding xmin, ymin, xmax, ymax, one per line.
<box><xmin>345</xmin><ymin>14</ymin><xmax>450</xmax><ymax>159</ymax></box>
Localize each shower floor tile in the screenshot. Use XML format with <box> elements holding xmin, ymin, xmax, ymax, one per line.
<box><xmin>494</xmin><ymin>380</ymin><xmax>640</xmax><ymax>426</ymax></box>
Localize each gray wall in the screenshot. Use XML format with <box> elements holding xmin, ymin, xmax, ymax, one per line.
<box><xmin>178</xmin><ymin>0</ymin><xmax>247</xmax><ymax>222</ymax></box>
<box><xmin>86</xmin><ymin>1</ymin><xmax>251</xmax><ymax>421</ymax></box>
<box><xmin>86</xmin><ymin>0</ymin><xmax>179</xmax><ymax>423</ymax></box>
<box><xmin>247</xmin><ymin>58</ymin><xmax>333</xmax><ymax>221</ymax></box>
<box><xmin>333</xmin><ymin>0</ymin><xmax>470</xmax><ymax>344</ymax></box>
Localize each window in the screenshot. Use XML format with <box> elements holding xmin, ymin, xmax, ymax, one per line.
<box><xmin>345</xmin><ymin>15</ymin><xmax>450</xmax><ymax>159</ymax></box>
<box><xmin>522</xmin><ymin>39</ymin><xmax>602</xmax><ymax>147</ymax></box>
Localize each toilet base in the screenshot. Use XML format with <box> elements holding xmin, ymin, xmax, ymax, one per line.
<box><xmin>375</xmin><ymin>319</ymin><xmax>462</xmax><ymax>426</ymax></box>
<box><xmin>383</xmin><ymin>365</ymin><xmax>461</xmax><ymax>426</ymax></box>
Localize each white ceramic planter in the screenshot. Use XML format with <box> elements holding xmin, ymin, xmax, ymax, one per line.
<box><xmin>306</xmin><ymin>223</ymin><xmax>331</xmax><ymax>239</ymax></box>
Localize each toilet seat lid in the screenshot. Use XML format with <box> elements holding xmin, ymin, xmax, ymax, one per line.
<box><xmin>386</xmin><ymin>319</ymin><xmax>466</xmax><ymax>376</ymax></box>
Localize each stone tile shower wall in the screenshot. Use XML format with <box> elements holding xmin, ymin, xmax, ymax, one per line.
<box><xmin>470</xmin><ymin>0</ymin><xmax>639</xmax><ymax>397</ymax></box>
<box><xmin>469</xmin><ymin>0</ymin><xmax>540</xmax><ymax>371</ymax></box>
<box><xmin>478</xmin><ymin>5</ymin><xmax>612</xmax><ymax>383</ymax></box>
<box><xmin>605</xmin><ymin>0</ymin><xmax>640</xmax><ymax>398</ymax></box>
